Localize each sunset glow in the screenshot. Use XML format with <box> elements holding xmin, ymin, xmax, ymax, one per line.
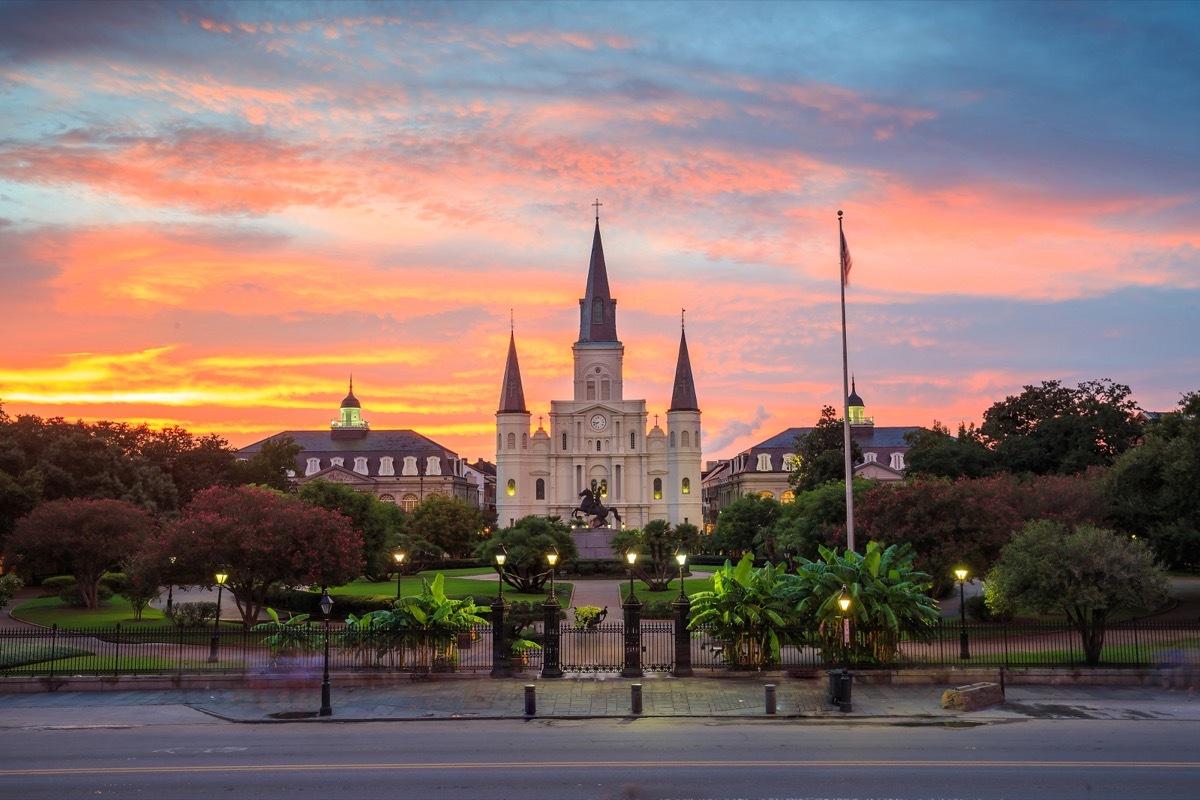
<box><xmin>1</xmin><ymin>1</ymin><xmax>1197</xmax><ymax>462</ymax></box>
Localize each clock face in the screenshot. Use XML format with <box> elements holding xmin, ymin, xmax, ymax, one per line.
<box><xmin>590</xmin><ymin>413</ymin><xmax>607</xmax><ymax>431</ymax></box>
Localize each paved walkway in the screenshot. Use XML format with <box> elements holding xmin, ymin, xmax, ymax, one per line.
<box><xmin>1</xmin><ymin>676</ymin><xmax>1199</xmax><ymax>727</ymax></box>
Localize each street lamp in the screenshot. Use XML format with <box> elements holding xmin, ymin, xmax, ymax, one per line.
<box><xmin>675</xmin><ymin>548</ymin><xmax>688</xmax><ymax>601</ymax></box>
<box><xmin>954</xmin><ymin>567</ymin><xmax>970</xmax><ymax>660</ymax></box>
<box><xmin>833</xmin><ymin>584</ymin><xmax>854</xmax><ymax>712</ymax></box>
<box><xmin>166</xmin><ymin>555</ymin><xmax>177</xmax><ymax>616</ymax></box>
<box><xmin>319</xmin><ymin>588</ymin><xmax>333</xmax><ymax>717</ymax></box>
<box><xmin>625</xmin><ymin>549</ymin><xmax>638</xmax><ymax>603</ymax></box>
<box><xmin>546</xmin><ymin>546</ymin><xmax>559</xmax><ymax>600</ymax></box>
<box><xmin>837</xmin><ymin>584</ymin><xmax>852</xmax><ymax>666</ymax></box>
<box><xmin>495</xmin><ymin>544</ymin><xmax>508</xmax><ymax>601</ymax></box>
<box><xmin>207</xmin><ymin>569</ymin><xmax>228</xmax><ymax>663</ymax></box>
<box><xmin>393</xmin><ymin>551</ymin><xmax>406</xmax><ymax>599</ymax></box>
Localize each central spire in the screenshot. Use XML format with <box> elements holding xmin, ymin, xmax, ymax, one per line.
<box><xmin>578</xmin><ymin>217</ymin><xmax>619</xmax><ymax>344</ymax></box>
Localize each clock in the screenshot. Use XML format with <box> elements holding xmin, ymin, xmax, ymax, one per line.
<box><xmin>589</xmin><ymin>413</ymin><xmax>607</xmax><ymax>431</ymax></box>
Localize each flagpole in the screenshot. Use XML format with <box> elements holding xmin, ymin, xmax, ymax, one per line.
<box><xmin>838</xmin><ymin>210</ymin><xmax>855</xmax><ymax>553</ymax></box>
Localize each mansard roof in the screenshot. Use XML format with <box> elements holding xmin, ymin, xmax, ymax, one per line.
<box><xmin>238</xmin><ymin>429</ymin><xmax>461</xmax><ymax>475</ymax></box>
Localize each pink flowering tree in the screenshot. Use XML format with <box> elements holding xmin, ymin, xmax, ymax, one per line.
<box><xmin>157</xmin><ymin>486</ymin><xmax>363</xmax><ymax>628</ymax></box>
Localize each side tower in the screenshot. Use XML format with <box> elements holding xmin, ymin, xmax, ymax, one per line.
<box><xmin>666</xmin><ymin>318</ymin><xmax>703</xmax><ymax>527</ymax></box>
<box><xmin>495</xmin><ymin>331</ymin><xmax>532</xmax><ymax>528</ymax></box>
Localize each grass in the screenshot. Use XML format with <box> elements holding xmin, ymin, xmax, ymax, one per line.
<box><xmin>12</xmin><ymin>596</ymin><xmax>238</xmax><ymax>631</ymax></box>
<box><xmin>0</xmin><ymin>643</ymin><xmax>94</xmax><ymax>669</ymax></box>
<box><xmin>333</xmin><ymin>574</ymin><xmax>575</xmax><ymax>605</ymax></box>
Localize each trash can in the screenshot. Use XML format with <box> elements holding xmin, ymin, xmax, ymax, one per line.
<box><xmin>827</xmin><ymin>668</ymin><xmax>843</xmax><ymax>704</ymax></box>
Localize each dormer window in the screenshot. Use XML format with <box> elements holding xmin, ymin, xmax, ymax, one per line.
<box><xmin>353</xmin><ymin>457</ymin><xmax>368</xmax><ymax>474</ymax></box>
<box><xmin>756</xmin><ymin>453</ymin><xmax>772</xmax><ymax>471</ymax></box>
<box><xmin>864</xmin><ymin>452</ymin><xmax>877</xmax><ymax>462</ymax></box>
<box><xmin>306</xmin><ymin>457</ymin><xmax>321</xmax><ymax>476</ymax></box>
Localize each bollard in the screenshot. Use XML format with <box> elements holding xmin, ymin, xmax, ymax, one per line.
<box><xmin>764</xmin><ymin>684</ymin><xmax>777</xmax><ymax>715</ymax></box>
<box><xmin>524</xmin><ymin>684</ymin><xmax>536</xmax><ymax>717</ymax></box>
<box><xmin>630</xmin><ymin>683</ymin><xmax>643</xmax><ymax>715</ymax></box>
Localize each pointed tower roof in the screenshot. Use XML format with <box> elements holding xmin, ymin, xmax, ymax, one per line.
<box><xmin>578</xmin><ymin>219</ymin><xmax>619</xmax><ymax>343</ymax></box>
<box><xmin>847</xmin><ymin>376</ymin><xmax>863</xmax><ymax>408</ymax></box>
<box><xmin>497</xmin><ymin>332</ymin><xmax>528</xmax><ymax>413</ymax></box>
<box><xmin>668</xmin><ymin>322</ymin><xmax>699</xmax><ymax>412</ymax></box>
<box><xmin>341</xmin><ymin>377</ymin><xmax>361</xmax><ymax>409</ymax></box>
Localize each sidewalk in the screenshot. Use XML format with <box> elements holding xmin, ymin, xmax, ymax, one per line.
<box><xmin>2</xmin><ymin>675</ymin><xmax>1199</xmax><ymax>727</ymax></box>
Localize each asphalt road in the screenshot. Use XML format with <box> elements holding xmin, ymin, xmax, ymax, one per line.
<box><xmin>1</xmin><ymin>716</ymin><xmax>1198</xmax><ymax>799</ymax></box>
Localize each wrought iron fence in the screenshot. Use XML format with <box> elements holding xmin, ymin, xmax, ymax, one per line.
<box><xmin>3</xmin><ymin>619</ymin><xmax>1198</xmax><ymax>678</ymax></box>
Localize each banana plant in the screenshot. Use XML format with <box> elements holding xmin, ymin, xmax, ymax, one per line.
<box><xmin>251</xmin><ymin>607</ymin><xmax>318</xmax><ymax>661</ymax></box>
<box><xmin>687</xmin><ymin>555</ymin><xmax>799</xmax><ymax>669</ymax></box>
<box><xmin>793</xmin><ymin>541</ymin><xmax>939</xmax><ymax>665</ymax></box>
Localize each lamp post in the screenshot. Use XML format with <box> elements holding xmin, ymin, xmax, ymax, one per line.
<box><xmin>621</xmin><ymin>549</ymin><xmax>643</xmax><ymax>678</ymax></box>
<box><xmin>166</xmin><ymin>555</ymin><xmax>177</xmax><ymax>617</ymax></box>
<box><xmin>319</xmin><ymin>588</ymin><xmax>333</xmax><ymax>717</ymax></box>
<box><xmin>393</xmin><ymin>551</ymin><xmax>406</xmax><ymax>599</ymax></box>
<box><xmin>546</xmin><ymin>546</ymin><xmax>559</xmax><ymax>600</ymax></box>
<box><xmin>672</xmin><ymin>548</ymin><xmax>692</xmax><ymax>677</ymax></box>
<box><xmin>207</xmin><ymin>569</ymin><xmax>228</xmax><ymax>663</ymax></box>
<box><xmin>954</xmin><ymin>567</ymin><xmax>970</xmax><ymax>660</ymax></box>
<box><xmin>831</xmin><ymin>584</ymin><xmax>853</xmax><ymax>712</ymax></box>
<box><xmin>491</xmin><ymin>545</ymin><xmax>511</xmax><ymax>677</ymax></box>
<box><xmin>541</xmin><ymin>547</ymin><xmax>563</xmax><ymax>679</ymax></box>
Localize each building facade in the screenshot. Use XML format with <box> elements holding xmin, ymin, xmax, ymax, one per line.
<box><xmin>239</xmin><ymin>382</ymin><xmax>483</xmax><ymax>509</ymax></box>
<box><xmin>701</xmin><ymin>382</ymin><xmax>916</xmax><ymax>531</ymax></box>
<box><xmin>495</xmin><ymin>218</ymin><xmax>703</xmax><ymax>530</ymax></box>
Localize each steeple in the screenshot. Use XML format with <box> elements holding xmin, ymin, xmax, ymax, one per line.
<box><xmin>497</xmin><ymin>332</ymin><xmax>528</xmax><ymax>413</ymax></box>
<box><xmin>668</xmin><ymin>316</ymin><xmax>699</xmax><ymax>412</ymax></box>
<box><xmin>578</xmin><ymin>218</ymin><xmax>618</xmax><ymax>344</ymax></box>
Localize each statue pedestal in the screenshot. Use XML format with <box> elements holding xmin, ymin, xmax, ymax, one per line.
<box><xmin>571</xmin><ymin>526</ymin><xmax>617</xmax><ymax>560</ymax></box>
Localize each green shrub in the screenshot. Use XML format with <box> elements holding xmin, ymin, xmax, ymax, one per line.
<box><xmin>0</xmin><ymin>573</ymin><xmax>23</xmax><ymax>608</ymax></box>
<box><xmin>170</xmin><ymin>601</ymin><xmax>218</xmax><ymax>627</ymax></box>
<box><xmin>965</xmin><ymin>594</ymin><xmax>1013</xmax><ymax>622</ymax></box>
<box><xmin>100</xmin><ymin>572</ymin><xmax>127</xmax><ymax>593</ymax></box>
<box><xmin>573</xmin><ymin>605</ymin><xmax>605</xmax><ymax>628</ymax></box>
<box><xmin>267</xmin><ymin>587</ymin><xmax>394</xmax><ymax>617</ymax></box>
<box><xmin>57</xmin><ymin>583</ymin><xmax>113</xmax><ymax>607</ymax></box>
<box><xmin>639</xmin><ymin>600</ymin><xmax>678</xmax><ymax>619</ymax></box>
<box><xmin>40</xmin><ymin>576</ymin><xmax>76</xmax><ymax>596</ymax></box>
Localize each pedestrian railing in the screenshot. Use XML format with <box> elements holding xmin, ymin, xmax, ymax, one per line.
<box><xmin>3</xmin><ymin>619</ymin><xmax>1198</xmax><ymax>678</ymax></box>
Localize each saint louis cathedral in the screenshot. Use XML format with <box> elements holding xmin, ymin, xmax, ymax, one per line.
<box><xmin>495</xmin><ymin>215</ymin><xmax>703</xmax><ymax>531</ymax></box>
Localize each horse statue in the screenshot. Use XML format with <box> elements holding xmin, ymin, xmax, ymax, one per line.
<box><xmin>573</xmin><ymin>487</ymin><xmax>622</xmax><ymax>529</ymax></box>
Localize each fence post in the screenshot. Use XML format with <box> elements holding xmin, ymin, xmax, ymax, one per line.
<box><xmin>540</xmin><ymin>597</ymin><xmax>563</xmax><ymax>679</ymax></box>
<box><xmin>490</xmin><ymin>597</ymin><xmax>512</xmax><ymax>678</ymax></box>
<box><xmin>672</xmin><ymin>594</ymin><xmax>693</xmax><ymax>677</ymax></box>
<box><xmin>621</xmin><ymin>593</ymin><xmax>643</xmax><ymax>678</ymax></box>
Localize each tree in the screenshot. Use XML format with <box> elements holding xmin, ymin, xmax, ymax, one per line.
<box><xmin>111</xmin><ymin>549</ymin><xmax>163</xmax><ymax>621</ymax></box>
<box><xmin>792</xmin><ymin>541</ymin><xmax>939</xmax><ymax>665</ymax></box>
<box><xmin>5</xmin><ymin>498</ymin><xmax>157</xmax><ymax>609</ymax></box>
<box><xmin>476</xmin><ymin>516</ymin><xmax>578</xmax><ymax>594</ymax></box>
<box><xmin>228</xmin><ymin>435</ymin><xmax>302</xmax><ymax>492</ymax></box>
<box><xmin>155</xmin><ymin>485</ymin><xmax>364</xmax><ymax>628</ymax></box>
<box><xmin>713</xmin><ymin>493</ymin><xmax>781</xmax><ymax>558</ymax></box>
<box><xmin>770</xmin><ymin>479</ymin><xmax>869</xmax><ymax>562</ymax></box>
<box><xmin>404</xmin><ymin>494</ymin><xmax>484</xmax><ymax>558</ymax></box>
<box><xmin>985</xmin><ymin>521</ymin><xmax>1169</xmax><ymax>665</ymax></box>
<box><xmin>610</xmin><ymin>519</ymin><xmax>702</xmax><ymax>591</ymax></box>
<box><xmin>298</xmin><ymin>480</ymin><xmax>405</xmax><ymax>581</ymax></box>
<box><xmin>981</xmin><ymin>379</ymin><xmax>1142</xmax><ymax>476</ymax></box>
<box><xmin>903</xmin><ymin>420</ymin><xmax>998</xmax><ymax>479</ymax></box>
<box><xmin>1105</xmin><ymin>391</ymin><xmax>1200</xmax><ymax>569</ymax></box>
<box><xmin>788</xmin><ymin>405</ymin><xmax>863</xmax><ymax>493</ymax></box>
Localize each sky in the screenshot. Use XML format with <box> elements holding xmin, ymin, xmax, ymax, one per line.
<box><xmin>1</xmin><ymin>0</ymin><xmax>1197</xmax><ymax>464</ymax></box>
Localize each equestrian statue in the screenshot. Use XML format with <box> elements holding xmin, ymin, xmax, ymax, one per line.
<box><xmin>573</xmin><ymin>487</ymin><xmax>622</xmax><ymax>529</ymax></box>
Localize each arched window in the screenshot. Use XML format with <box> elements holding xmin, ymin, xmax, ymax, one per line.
<box><xmin>507</xmin><ymin>432</ymin><xmax>516</xmax><ymax>450</ymax></box>
<box><xmin>681</xmin><ymin>430</ymin><xmax>690</xmax><ymax>448</ymax></box>
<box><xmin>379</xmin><ymin>457</ymin><xmax>395</xmax><ymax>476</ymax></box>
<box><xmin>562</xmin><ymin>432</ymin><xmax>568</xmax><ymax>451</ymax></box>
<box><xmin>379</xmin><ymin>493</ymin><xmax>396</xmax><ymax>503</ymax></box>
<box><xmin>630</xmin><ymin>432</ymin><xmax>636</xmax><ymax>450</ymax></box>
<box><xmin>535</xmin><ymin>478</ymin><xmax>545</xmax><ymax>500</ymax></box>
<box><xmin>760</xmin><ymin>490</ymin><xmax>773</xmax><ymax>500</ymax></box>
<box><xmin>781</xmin><ymin>491</ymin><xmax>795</xmax><ymax>504</ymax></box>
<box><xmin>596</xmin><ymin>439</ymin><xmax>602</xmax><ymax>452</ymax></box>
<box><xmin>401</xmin><ymin>494</ymin><xmax>419</xmax><ymax>512</ymax></box>
<box><xmin>426</xmin><ymin>456</ymin><xmax>441</xmax><ymax>475</ymax></box>
<box><xmin>682</xmin><ymin>477</ymin><xmax>691</xmax><ymax>495</ymax></box>
<box><xmin>670</xmin><ymin>431</ymin><xmax>676</xmax><ymax>448</ymax></box>
<box><xmin>522</xmin><ymin>433</ymin><xmax>528</xmax><ymax>449</ymax></box>
<box><xmin>506</xmin><ymin>479</ymin><xmax>516</xmax><ymax>497</ymax></box>
<box><xmin>402</xmin><ymin>456</ymin><xmax>418</xmax><ymax>475</ymax></box>
<box><xmin>599</xmin><ymin>479</ymin><xmax>608</xmax><ymax>498</ymax></box>
<box><xmin>353</xmin><ymin>457</ymin><xmax>369</xmax><ymax>474</ymax></box>
<box><xmin>306</xmin><ymin>457</ymin><xmax>321</xmax><ymax>476</ymax></box>
<box><xmin>653</xmin><ymin>478</ymin><xmax>663</xmax><ymax>500</ymax></box>
<box><xmin>497</xmin><ymin>433</ymin><xmax>502</xmax><ymax>451</ymax></box>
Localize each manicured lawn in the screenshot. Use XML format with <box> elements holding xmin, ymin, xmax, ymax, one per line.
<box><xmin>11</xmin><ymin>596</ymin><xmax>237</xmax><ymax>631</ymax></box>
<box><xmin>332</xmin><ymin>574</ymin><xmax>574</xmax><ymax>605</ymax></box>
<box><xmin>0</xmin><ymin>643</ymin><xmax>94</xmax><ymax>669</ymax></box>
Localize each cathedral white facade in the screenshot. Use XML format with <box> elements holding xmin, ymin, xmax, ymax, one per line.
<box><xmin>495</xmin><ymin>218</ymin><xmax>702</xmax><ymax>531</ymax></box>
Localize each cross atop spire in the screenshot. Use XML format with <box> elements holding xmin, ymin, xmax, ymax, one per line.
<box><xmin>668</xmin><ymin>320</ymin><xmax>700</xmax><ymax>412</ymax></box>
<box><xmin>592</xmin><ymin>198</ymin><xmax>602</xmax><ymax>221</ymax></box>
